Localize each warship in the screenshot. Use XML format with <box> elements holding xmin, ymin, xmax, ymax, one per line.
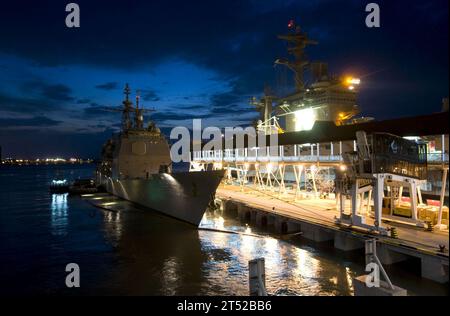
<box><xmin>96</xmin><ymin>84</ymin><xmax>224</xmax><ymax>226</ymax></box>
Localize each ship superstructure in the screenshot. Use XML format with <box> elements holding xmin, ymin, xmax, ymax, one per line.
<box><xmin>97</xmin><ymin>84</ymin><xmax>224</xmax><ymax>226</ymax></box>
<box><xmin>253</xmin><ymin>22</ymin><xmax>369</xmax><ymax>135</ymax></box>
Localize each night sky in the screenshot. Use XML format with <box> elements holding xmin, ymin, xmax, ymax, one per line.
<box><xmin>0</xmin><ymin>0</ymin><xmax>448</xmax><ymax>158</ymax></box>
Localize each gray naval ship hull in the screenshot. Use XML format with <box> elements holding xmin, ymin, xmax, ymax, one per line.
<box><xmin>104</xmin><ymin>170</ymin><xmax>224</xmax><ymax>226</ymax></box>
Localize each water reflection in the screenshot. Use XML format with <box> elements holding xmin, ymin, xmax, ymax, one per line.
<box><xmin>51</xmin><ymin>193</ymin><xmax>68</xmax><ymax>236</ymax></box>
<box><xmin>95</xmin><ymin>200</ymin><xmax>442</xmax><ymax>296</ymax></box>
<box><xmin>161</xmin><ymin>257</ymin><xmax>181</xmax><ymax>295</ymax></box>
<box><xmin>195</xmin><ymin>225</ymin><xmax>351</xmax><ymax>295</ymax></box>
<box><xmin>103</xmin><ymin>211</ymin><xmax>123</xmax><ymax>241</ymax></box>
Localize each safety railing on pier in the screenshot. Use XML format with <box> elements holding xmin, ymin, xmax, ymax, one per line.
<box><xmin>192</xmin><ymin>150</ymin><xmax>449</xmax><ymax>165</ymax></box>
<box><xmin>427</xmin><ymin>153</ymin><xmax>449</xmax><ymax>164</ymax></box>
<box><xmin>192</xmin><ymin>147</ymin><xmax>344</xmax><ymax>164</ymax></box>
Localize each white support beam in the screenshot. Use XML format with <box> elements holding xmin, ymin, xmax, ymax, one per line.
<box><xmin>351</xmin><ymin>180</ymin><xmax>359</xmax><ymax>217</ymax></box>
<box><xmin>437</xmin><ymin>168</ymin><xmax>448</xmax><ymax>229</ymax></box>
<box><xmin>417</xmin><ymin>185</ymin><xmax>423</xmax><ymax>205</ymax></box>
<box><xmin>367</xmin><ymin>190</ymin><xmax>372</xmax><ymax>215</ymax></box>
<box><xmin>409</xmin><ymin>181</ymin><xmax>418</xmax><ymax>221</ymax></box>
<box><xmin>397</xmin><ymin>186</ymin><xmax>403</xmax><ymax>207</ymax></box>
<box><xmin>442</xmin><ymin>134</ymin><xmax>446</xmax><ymax>162</ymax></box>
<box><xmin>373</xmin><ymin>175</ymin><xmax>384</xmax><ymax>229</ymax></box>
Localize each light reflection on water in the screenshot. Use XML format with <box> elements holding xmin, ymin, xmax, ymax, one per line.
<box><xmin>51</xmin><ymin>193</ymin><xmax>68</xmax><ymax>236</ymax></box>
<box><xmin>197</xmin><ymin>211</ymin><xmax>355</xmax><ymax>296</ymax></box>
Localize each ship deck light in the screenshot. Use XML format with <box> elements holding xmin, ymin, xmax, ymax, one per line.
<box><xmin>294</xmin><ymin>107</ymin><xmax>316</xmax><ymax>131</ymax></box>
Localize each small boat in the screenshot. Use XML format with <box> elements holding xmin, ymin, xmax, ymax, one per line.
<box><xmin>49</xmin><ymin>179</ymin><xmax>70</xmax><ymax>193</ymax></box>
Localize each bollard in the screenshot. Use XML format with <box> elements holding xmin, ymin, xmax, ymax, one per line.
<box><xmin>249</xmin><ymin>258</ymin><xmax>267</xmax><ymax>296</ymax></box>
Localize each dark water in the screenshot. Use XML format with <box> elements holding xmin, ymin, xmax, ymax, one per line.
<box><xmin>0</xmin><ymin>165</ymin><xmax>447</xmax><ymax>296</ymax></box>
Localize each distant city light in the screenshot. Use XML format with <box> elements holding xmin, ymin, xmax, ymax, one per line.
<box><xmin>1</xmin><ymin>157</ymin><xmax>94</xmax><ymax>165</ymax></box>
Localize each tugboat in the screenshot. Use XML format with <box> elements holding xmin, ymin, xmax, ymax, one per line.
<box><xmin>96</xmin><ymin>84</ymin><xmax>224</xmax><ymax>226</ymax></box>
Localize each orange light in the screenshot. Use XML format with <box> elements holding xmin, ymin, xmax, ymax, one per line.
<box><xmin>345</xmin><ymin>77</ymin><xmax>361</xmax><ymax>86</ymax></box>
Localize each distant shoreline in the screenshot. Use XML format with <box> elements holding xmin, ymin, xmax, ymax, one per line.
<box><xmin>1</xmin><ymin>161</ymin><xmax>96</xmax><ymax>166</ymax></box>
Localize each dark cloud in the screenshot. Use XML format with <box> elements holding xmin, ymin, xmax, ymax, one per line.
<box><xmin>0</xmin><ymin>92</ymin><xmax>60</xmax><ymax>113</ymax></box>
<box><xmin>141</xmin><ymin>89</ymin><xmax>160</xmax><ymax>102</ymax></box>
<box><xmin>0</xmin><ymin>116</ymin><xmax>61</xmax><ymax>127</ymax></box>
<box><xmin>41</xmin><ymin>84</ymin><xmax>74</xmax><ymax>101</ymax></box>
<box><xmin>210</xmin><ymin>104</ymin><xmax>256</xmax><ymax>117</ymax></box>
<box><xmin>76</xmin><ymin>98</ymin><xmax>91</xmax><ymax>104</ymax></box>
<box><xmin>95</xmin><ymin>82</ymin><xmax>119</xmax><ymax>90</ymax></box>
<box><xmin>151</xmin><ymin>111</ymin><xmax>210</xmax><ymax>122</ymax></box>
<box><xmin>82</xmin><ymin>103</ymin><xmax>119</xmax><ymax>118</ymax></box>
<box><xmin>20</xmin><ymin>81</ymin><xmax>74</xmax><ymax>101</ymax></box>
<box><xmin>180</xmin><ymin>104</ymin><xmax>206</xmax><ymax>110</ymax></box>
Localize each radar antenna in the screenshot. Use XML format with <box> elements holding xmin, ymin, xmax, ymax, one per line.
<box><xmin>275</xmin><ymin>20</ymin><xmax>318</xmax><ymax>92</ymax></box>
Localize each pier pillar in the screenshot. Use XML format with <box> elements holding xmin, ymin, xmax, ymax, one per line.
<box><xmin>376</xmin><ymin>243</ymin><xmax>408</xmax><ymax>265</ymax></box>
<box><xmin>273</xmin><ymin>218</ymin><xmax>288</xmax><ymax>234</ymax></box>
<box><xmin>300</xmin><ymin>222</ymin><xmax>334</xmax><ymax>242</ymax></box>
<box><xmin>237</xmin><ymin>204</ymin><xmax>252</xmax><ymax>223</ymax></box>
<box><xmin>421</xmin><ymin>256</ymin><xmax>449</xmax><ymax>284</ymax></box>
<box><xmin>273</xmin><ymin>218</ymin><xmax>300</xmax><ymax>234</ymax></box>
<box><xmin>222</xmin><ymin>199</ymin><xmax>238</xmax><ymax>218</ymax></box>
<box><xmin>255</xmin><ymin>212</ymin><xmax>269</xmax><ymax>228</ymax></box>
<box><xmin>250</xmin><ymin>209</ymin><xmax>259</xmax><ymax>224</ymax></box>
<box><xmin>334</xmin><ymin>231</ymin><xmax>364</xmax><ymax>251</ymax></box>
<box><xmin>267</xmin><ymin>215</ymin><xmax>276</xmax><ymax>227</ymax></box>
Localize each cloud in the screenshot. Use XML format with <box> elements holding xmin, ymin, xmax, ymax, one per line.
<box><xmin>76</xmin><ymin>98</ymin><xmax>91</xmax><ymax>104</ymax></box>
<box><xmin>180</xmin><ymin>104</ymin><xmax>206</xmax><ymax>110</ymax></box>
<box><xmin>82</xmin><ymin>103</ymin><xmax>120</xmax><ymax>118</ymax></box>
<box><xmin>41</xmin><ymin>84</ymin><xmax>74</xmax><ymax>101</ymax></box>
<box><xmin>0</xmin><ymin>115</ymin><xmax>61</xmax><ymax>127</ymax></box>
<box><xmin>141</xmin><ymin>89</ymin><xmax>160</xmax><ymax>102</ymax></box>
<box><xmin>0</xmin><ymin>92</ymin><xmax>60</xmax><ymax>113</ymax></box>
<box><xmin>95</xmin><ymin>82</ymin><xmax>119</xmax><ymax>90</ymax></box>
<box><xmin>151</xmin><ymin>111</ymin><xmax>210</xmax><ymax>122</ymax></box>
<box><xmin>19</xmin><ymin>81</ymin><xmax>74</xmax><ymax>101</ymax></box>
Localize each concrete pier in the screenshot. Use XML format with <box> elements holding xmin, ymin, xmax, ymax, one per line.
<box><xmin>217</xmin><ymin>186</ymin><xmax>449</xmax><ymax>284</ymax></box>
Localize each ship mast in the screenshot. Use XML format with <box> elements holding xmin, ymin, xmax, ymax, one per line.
<box><xmin>135</xmin><ymin>90</ymin><xmax>144</xmax><ymax>129</ymax></box>
<box><xmin>275</xmin><ymin>21</ymin><xmax>318</xmax><ymax>92</ymax></box>
<box><xmin>122</xmin><ymin>83</ymin><xmax>133</xmax><ymax>131</ymax></box>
